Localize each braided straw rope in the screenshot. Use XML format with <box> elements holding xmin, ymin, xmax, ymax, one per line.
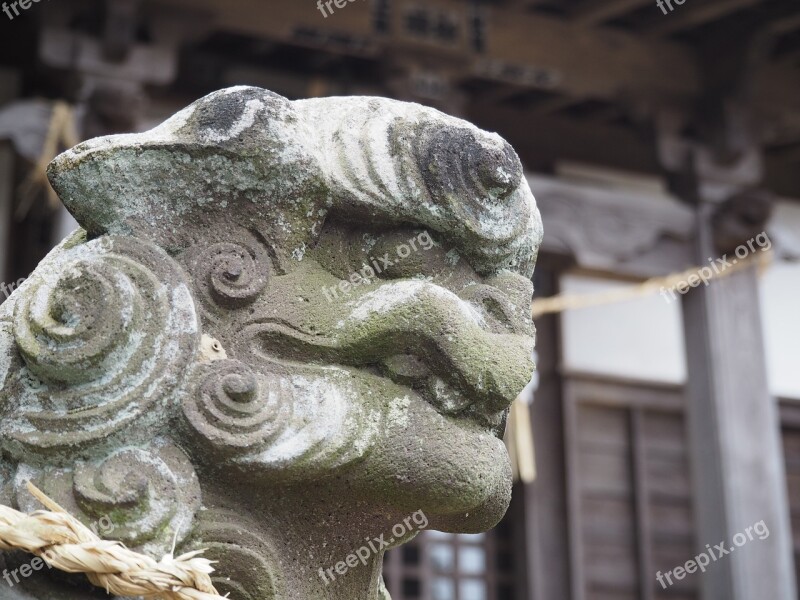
<box><xmin>0</xmin><ymin>482</ymin><xmax>226</xmax><ymax>599</ymax></box>
<box><xmin>531</xmin><ymin>250</ymin><xmax>772</xmax><ymax>318</ymax></box>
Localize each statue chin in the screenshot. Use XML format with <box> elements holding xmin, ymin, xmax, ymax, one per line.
<box><xmin>365</xmin><ymin>392</ymin><xmax>513</xmax><ymax>533</ymax></box>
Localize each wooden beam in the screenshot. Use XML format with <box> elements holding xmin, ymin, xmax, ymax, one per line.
<box><xmin>770</xmin><ymin>12</ymin><xmax>800</xmax><ymax>35</ymax></box>
<box><xmin>468</xmin><ymin>103</ymin><xmax>663</xmax><ymax>174</ymax></box>
<box><xmin>156</xmin><ymin>0</ymin><xmax>700</xmax><ymax>105</ymax></box>
<box><xmin>649</xmin><ymin>0</ymin><xmax>762</xmax><ymax>37</ymax></box>
<box><xmin>525</xmin><ymin>268</ymin><xmax>573</xmax><ymax>600</ymax></box>
<box><xmin>153</xmin><ymin>0</ymin><xmax>376</xmax><ymax>49</ymax></box>
<box><xmin>0</xmin><ymin>69</ymin><xmax>19</xmax><ymax>286</ymax></box>
<box><xmin>573</xmin><ymin>0</ymin><xmax>649</xmax><ymax>26</ymax></box>
<box><xmin>478</xmin><ymin>8</ymin><xmax>699</xmax><ymax>102</ymax></box>
<box><xmin>39</xmin><ymin>27</ymin><xmax>177</xmax><ymax>85</ymax></box>
<box><xmin>631</xmin><ymin>410</ymin><xmax>655</xmax><ymax>600</ymax></box>
<box><xmin>530</xmin><ymin>96</ymin><xmax>581</xmax><ymax>116</ymax></box>
<box><xmin>469</xmin><ymin>83</ymin><xmax>525</xmax><ymax>106</ymax></box>
<box><xmin>148</xmin><ymin>0</ymin><xmax>798</xmax><ymax>129</ymax></box>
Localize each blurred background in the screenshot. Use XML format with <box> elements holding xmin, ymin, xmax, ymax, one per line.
<box><xmin>0</xmin><ymin>1</ymin><xmax>799</xmax><ymax>599</ymax></box>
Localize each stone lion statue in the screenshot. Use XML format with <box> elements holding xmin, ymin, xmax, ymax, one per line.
<box><xmin>0</xmin><ymin>87</ymin><xmax>542</xmax><ymax>599</ymax></box>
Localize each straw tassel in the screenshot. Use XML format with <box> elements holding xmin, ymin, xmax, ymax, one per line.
<box><xmin>505</xmin><ymin>395</ymin><xmax>537</xmax><ymax>484</ymax></box>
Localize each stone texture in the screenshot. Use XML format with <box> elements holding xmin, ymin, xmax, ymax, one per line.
<box><xmin>0</xmin><ymin>87</ymin><xmax>542</xmax><ymax>599</ymax></box>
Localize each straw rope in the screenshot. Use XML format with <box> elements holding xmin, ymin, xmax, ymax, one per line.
<box><xmin>15</xmin><ymin>101</ymin><xmax>79</xmax><ymax>219</ymax></box>
<box><xmin>0</xmin><ymin>482</ymin><xmax>226</xmax><ymax>599</ymax></box>
<box><xmin>531</xmin><ymin>249</ymin><xmax>772</xmax><ymax>318</ymax></box>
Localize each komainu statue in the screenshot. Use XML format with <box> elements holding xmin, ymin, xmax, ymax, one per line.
<box><xmin>0</xmin><ymin>87</ymin><xmax>542</xmax><ymax>600</ymax></box>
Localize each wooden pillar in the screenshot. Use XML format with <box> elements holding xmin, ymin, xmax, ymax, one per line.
<box><xmin>682</xmin><ymin>198</ymin><xmax>797</xmax><ymax>600</ymax></box>
<box><xmin>661</xmin><ymin>18</ymin><xmax>796</xmax><ymax>591</ymax></box>
<box><xmin>0</xmin><ymin>67</ymin><xmax>20</xmax><ymax>286</ymax></box>
<box><xmin>515</xmin><ymin>265</ymin><xmax>572</xmax><ymax>600</ymax></box>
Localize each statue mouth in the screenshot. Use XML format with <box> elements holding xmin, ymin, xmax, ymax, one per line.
<box><xmin>379</xmin><ymin>352</ymin><xmax>510</xmax><ymax>436</ymax></box>
<box><xmin>244</xmin><ymin>278</ymin><xmax>534</xmax><ymax>439</ymax></box>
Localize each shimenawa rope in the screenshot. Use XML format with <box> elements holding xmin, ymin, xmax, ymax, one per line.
<box><xmin>0</xmin><ymin>482</ymin><xmax>227</xmax><ymax>599</ymax></box>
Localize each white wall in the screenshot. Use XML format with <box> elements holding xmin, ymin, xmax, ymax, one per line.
<box><xmin>558</xmin><ymin>200</ymin><xmax>800</xmax><ymax>398</ymax></box>
<box><xmin>559</xmin><ymin>273</ymin><xmax>687</xmax><ymax>384</ymax></box>
<box><xmin>760</xmin><ymin>201</ymin><xmax>800</xmax><ymax>400</ymax></box>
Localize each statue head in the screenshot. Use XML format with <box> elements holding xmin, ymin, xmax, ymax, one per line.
<box><xmin>0</xmin><ymin>87</ymin><xmax>541</xmax><ymax>599</ymax></box>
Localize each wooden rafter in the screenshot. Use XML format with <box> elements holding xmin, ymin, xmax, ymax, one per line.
<box><xmin>143</xmin><ymin>0</ymin><xmax>799</xmax><ymax>152</ymax></box>
<box><xmin>573</xmin><ymin>0</ymin><xmax>649</xmax><ymax>26</ymax></box>
<box><xmin>648</xmin><ymin>0</ymin><xmax>763</xmax><ymax>37</ymax></box>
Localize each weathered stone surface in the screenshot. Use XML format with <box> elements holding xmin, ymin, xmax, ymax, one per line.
<box><xmin>0</xmin><ymin>87</ymin><xmax>542</xmax><ymax>599</ymax></box>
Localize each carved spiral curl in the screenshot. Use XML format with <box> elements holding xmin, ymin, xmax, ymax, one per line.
<box><xmin>414</xmin><ymin>125</ymin><xmax>524</xmax><ymax>231</ymax></box>
<box><xmin>206</xmin><ymin>242</ymin><xmax>268</xmax><ymax>304</ymax></box>
<box><xmin>184</xmin><ymin>231</ymin><xmax>271</xmax><ymax>321</ymax></box>
<box><xmin>15</xmin><ymin>250</ymin><xmax>136</xmax><ymax>386</ymax></box>
<box><xmin>2</xmin><ymin>236</ymin><xmax>200</xmax><ymax>456</ymax></box>
<box><xmin>182</xmin><ymin>359</ymin><xmax>293</xmax><ymax>458</ymax></box>
<box><xmin>182</xmin><ymin>354</ymin><xmax>380</xmax><ymax>477</ymax></box>
<box><xmin>183</xmin><ymin>508</ymin><xmax>278</xmax><ymax>600</ymax></box>
<box><xmin>14</xmin><ymin>441</ymin><xmax>201</xmax><ymax>557</ymax></box>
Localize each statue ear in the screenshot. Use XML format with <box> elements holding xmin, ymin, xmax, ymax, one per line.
<box><xmin>46</xmin><ymin>87</ymin><xmax>304</xmax><ymax>244</ymax></box>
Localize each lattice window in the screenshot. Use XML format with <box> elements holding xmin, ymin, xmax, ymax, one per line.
<box><xmin>384</xmin><ymin>510</ymin><xmax>517</xmax><ymax>599</ymax></box>
<box><xmin>780</xmin><ymin>401</ymin><xmax>800</xmax><ymax>587</ymax></box>
<box><xmin>564</xmin><ymin>378</ymin><xmax>698</xmax><ymax>600</ymax></box>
